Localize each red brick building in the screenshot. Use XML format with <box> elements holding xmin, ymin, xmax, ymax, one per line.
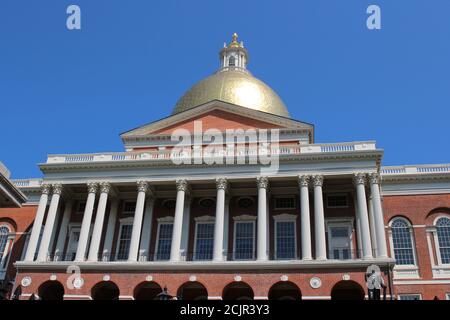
<box><xmin>1</xmin><ymin>35</ymin><xmax>449</xmax><ymax>300</ymax></box>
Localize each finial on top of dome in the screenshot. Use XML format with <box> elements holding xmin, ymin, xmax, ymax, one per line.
<box><xmin>229</xmin><ymin>32</ymin><xmax>241</xmax><ymax>48</ymax></box>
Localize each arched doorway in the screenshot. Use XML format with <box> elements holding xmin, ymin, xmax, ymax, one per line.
<box><xmin>331</xmin><ymin>280</ymin><xmax>365</xmax><ymax>300</ymax></box>
<box><xmin>177</xmin><ymin>281</ymin><xmax>208</xmax><ymax>300</ymax></box>
<box><xmin>91</xmin><ymin>281</ymin><xmax>120</xmax><ymax>300</ymax></box>
<box><xmin>222</xmin><ymin>282</ymin><xmax>254</xmax><ymax>300</ymax></box>
<box><xmin>38</xmin><ymin>281</ymin><xmax>64</xmax><ymax>300</ymax></box>
<box><xmin>134</xmin><ymin>281</ymin><xmax>162</xmax><ymax>300</ymax></box>
<box><xmin>268</xmin><ymin>281</ymin><xmax>302</xmax><ymax>300</ymax></box>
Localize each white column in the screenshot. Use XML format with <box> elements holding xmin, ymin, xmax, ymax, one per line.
<box><xmin>299</xmin><ymin>175</ymin><xmax>312</xmax><ymax>260</ymax></box>
<box><xmin>180</xmin><ymin>196</ymin><xmax>191</xmax><ymax>260</ymax></box>
<box><xmin>24</xmin><ymin>184</ymin><xmax>51</xmax><ymax>262</ymax></box>
<box><xmin>75</xmin><ymin>182</ymin><xmax>98</xmax><ymax>262</ymax></box>
<box><xmin>87</xmin><ymin>182</ymin><xmax>111</xmax><ymax>261</ymax></box>
<box><xmin>213</xmin><ymin>178</ymin><xmax>227</xmax><ymax>261</ymax></box>
<box><xmin>54</xmin><ymin>200</ymin><xmax>73</xmax><ymax>261</ymax></box>
<box><xmin>170</xmin><ymin>179</ymin><xmax>188</xmax><ymax>262</ymax></box>
<box><xmin>128</xmin><ymin>181</ymin><xmax>149</xmax><ymax>262</ymax></box>
<box><xmin>369</xmin><ymin>173</ymin><xmax>388</xmax><ymax>258</ymax></box>
<box><xmin>354</xmin><ymin>173</ymin><xmax>373</xmax><ymax>259</ymax></box>
<box><xmin>257</xmin><ymin>176</ymin><xmax>269</xmax><ymax>261</ymax></box>
<box><xmin>139</xmin><ymin>197</ymin><xmax>155</xmax><ymax>261</ymax></box>
<box><xmin>313</xmin><ymin>175</ymin><xmax>327</xmax><ymax>260</ymax></box>
<box><xmin>102</xmin><ymin>199</ymin><xmax>119</xmax><ymax>260</ymax></box>
<box><xmin>37</xmin><ymin>184</ymin><xmax>63</xmax><ymax>262</ymax></box>
<box><xmin>368</xmin><ymin>196</ymin><xmax>378</xmax><ymax>256</ymax></box>
<box><xmin>223</xmin><ymin>196</ymin><xmax>230</xmax><ymax>260</ymax></box>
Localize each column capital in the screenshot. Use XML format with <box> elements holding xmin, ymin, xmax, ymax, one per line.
<box><xmin>87</xmin><ymin>182</ymin><xmax>99</xmax><ymax>194</ymax></box>
<box><xmin>99</xmin><ymin>182</ymin><xmax>111</xmax><ymax>194</ymax></box>
<box><xmin>137</xmin><ymin>180</ymin><xmax>148</xmax><ymax>193</ymax></box>
<box><xmin>216</xmin><ymin>177</ymin><xmax>228</xmax><ymax>191</ymax></box>
<box><xmin>256</xmin><ymin>176</ymin><xmax>269</xmax><ymax>190</ymax></box>
<box><xmin>52</xmin><ymin>183</ymin><xmax>63</xmax><ymax>195</ymax></box>
<box><xmin>368</xmin><ymin>172</ymin><xmax>381</xmax><ymax>185</ymax></box>
<box><xmin>40</xmin><ymin>184</ymin><xmax>51</xmax><ymax>195</ymax></box>
<box><xmin>176</xmin><ymin>179</ymin><xmax>189</xmax><ymax>192</ymax></box>
<box><xmin>353</xmin><ymin>173</ymin><xmax>367</xmax><ymax>185</ymax></box>
<box><xmin>298</xmin><ymin>175</ymin><xmax>310</xmax><ymax>188</ymax></box>
<box><xmin>312</xmin><ymin>175</ymin><xmax>324</xmax><ymax>187</ymax></box>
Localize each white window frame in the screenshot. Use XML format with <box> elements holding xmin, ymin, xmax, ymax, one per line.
<box><xmin>397</xmin><ymin>294</ymin><xmax>422</xmax><ymax>301</ymax></box>
<box><xmin>273</xmin><ymin>214</ymin><xmax>297</xmax><ymax>260</ymax></box>
<box><xmin>433</xmin><ymin>215</ymin><xmax>450</xmax><ymax>267</ymax></box>
<box><xmin>232</xmin><ymin>215</ymin><xmax>256</xmax><ymax>261</ymax></box>
<box><xmin>0</xmin><ymin>225</ymin><xmax>14</xmax><ymax>280</ymax></box>
<box><xmin>326</xmin><ymin>193</ymin><xmax>349</xmax><ymax>208</ymax></box>
<box><xmin>388</xmin><ymin>217</ymin><xmax>420</xmax><ymax>279</ymax></box>
<box><xmin>154</xmin><ymin>216</ymin><xmax>174</xmax><ymax>261</ymax></box>
<box><xmin>326</xmin><ymin>218</ymin><xmax>354</xmax><ymax>260</ymax></box>
<box><xmin>193</xmin><ymin>216</ymin><xmax>215</xmax><ymax>261</ymax></box>
<box><xmin>115</xmin><ymin>217</ymin><xmax>134</xmax><ymax>261</ymax></box>
<box><xmin>273</xmin><ymin>196</ymin><xmax>296</xmax><ymax>210</ymax></box>
<box><xmin>66</xmin><ymin>223</ymin><xmax>93</xmax><ymax>261</ymax></box>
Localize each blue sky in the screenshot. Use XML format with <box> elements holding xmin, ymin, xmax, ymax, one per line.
<box><xmin>1</xmin><ymin>0</ymin><xmax>449</xmax><ymax>178</ymax></box>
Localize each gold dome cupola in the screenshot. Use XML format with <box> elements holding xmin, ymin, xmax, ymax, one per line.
<box><xmin>172</xmin><ymin>33</ymin><xmax>291</xmax><ymax>118</ymax></box>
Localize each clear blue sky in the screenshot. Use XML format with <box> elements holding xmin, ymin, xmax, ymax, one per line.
<box><xmin>1</xmin><ymin>0</ymin><xmax>449</xmax><ymax>178</ymax></box>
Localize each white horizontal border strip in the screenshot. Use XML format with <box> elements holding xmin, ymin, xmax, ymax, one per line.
<box><xmin>394</xmin><ymin>279</ymin><xmax>450</xmax><ymax>285</ymax></box>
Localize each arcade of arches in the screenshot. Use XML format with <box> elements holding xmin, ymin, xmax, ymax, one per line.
<box><xmin>35</xmin><ymin>279</ymin><xmax>365</xmax><ymax>300</ymax></box>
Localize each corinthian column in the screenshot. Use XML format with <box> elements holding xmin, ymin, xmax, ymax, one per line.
<box><xmin>313</xmin><ymin>175</ymin><xmax>327</xmax><ymax>260</ymax></box>
<box><xmin>75</xmin><ymin>182</ymin><xmax>98</xmax><ymax>262</ymax></box>
<box><xmin>369</xmin><ymin>173</ymin><xmax>388</xmax><ymax>258</ymax></box>
<box><xmin>88</xmin><ymin>182</ymin><xmax>111</xmax><ymax>261</ymax></box>
<box><xmin>298</xmin><ymin>176</ymin><xmax>312</xmax><ymax>260</ymax></box>
<box><xmin>213</xmin><ymin>178</ymin><xmax>227</xmax><ymax>261</ymax></box>
<box><xmin>25</xmin><ymin>184</ymin><xmax>51</xmax><ymax>262</ymax></box>
<box><xmin>257</xmin><ymin>176</ymin><xmax>269</xmax><ymax>261</ymax></box>
<box><xmin>128</xmin><ymin>181</ymin><xmax>149</xmax><ymax>262</ymax></box>
<box><xmin>37</xmin><ymin>184</ymin><xmax>63</xmax><ymax>261</ymax></box>
<box><xmin>354</xmin><ymin>173</ymin><xmax>373</xmax><ymax>259</ymax></box>
<box><xmin>170</xmin><ymin>179</ymin><xmax>188</xmax><ymax>262</ymax></box>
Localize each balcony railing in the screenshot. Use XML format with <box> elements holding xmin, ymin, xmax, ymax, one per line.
<box><xmin>381</xmin><ymin>164</ymin><xmax>450</xmax><ymax>175</ymax></box>
<box><xmin>41</xmin><ymin>141</ymin><xmax>377</xmax><ymax>165</ymax></box>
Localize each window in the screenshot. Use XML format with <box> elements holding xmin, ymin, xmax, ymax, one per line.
<box><xmin>327</xmin><ymin>221</ymin><xmax>353</xmax><ymax>260</ymax></box>
<box><xmin>234</xmin><ymin>221</ymin><xmax>255</xmax><ymax>260</ymax></box>
<box><xmin>398</xmin><ymin>294</ymin><xmax>421</xmax><ymax>300</ymax></box>
<box><xmin>436</xmin><ymin>217</ymin><xmax>450</xmax><ymax>264</ymax></box>
<box><xmin>446</xmin><ymin>293</ymin><xmax>450</xmax><ymax>300</ymax></box>
<box><xmin>274</xmin><ymin>197</ymin><xmax>296</xmax><ymax>210</ymax></box>
<box><xmin>228</xmin><ymin>56</ymin><xmax>236</xmax><ymax>67</ymax></box>
<box><xmin>194</xmin><ymin>222</ymin><xmax>214</xmax><ymax>260</ymax></box>
<box><xmin>391</xmin><ymin>218</ymin><xmax>416</xmax><ymax>265</ymax></box>
<box><xmin>155</xmin><ymin>223</ymin><xmax>173</xmax><ymax>261</ymax></box>
<box><xmin>0</xmin><ymin>226</ymin><xmax>11</xmax><ymax>272</ymax></box>
<box><xmin>116</xmin><ymin>224</ymin><xmax>132</xmax><ymax>260</ymax></box>
<box><xmin>326</xmin><ymin>194</ymin><xmax>348</xmax><ymax>208</ymax></box>
<box><xmin>275</xmin><ymin>221</ymin><xmax>296</xmax><ymax>259</ymax></box>
<box><xmin>123</xmin><ymin>201</ymin><xmax>136</xmax><ymax>214</ymax></box>
<box><xmin>76</xmin><ymin>201</ymin><xmax>86</xmax><ymax>214</ymax></box>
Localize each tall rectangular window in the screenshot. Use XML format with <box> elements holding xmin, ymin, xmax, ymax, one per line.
<box><xmin>234</xmin><ymin>221</ymin><xmax>255</xmax><ymax>260</ymax></box>
<box><xmin>275</xmin><ymin>221</ymin><xmax>296</xmax><ymax>259</ymax></box>
<box><xmin>116</xmin><ymin>224</ymin><xmax>132</xmax><ymax>260</ymax></box>
<box><xmin>194</xmin><ymin>222</ymin><xmax>214</xmax><ymax>260</ymax></box>
<box><xmin>155</xmin><ymin>223</ymin><xmax>173</xmax><ymax>261</ymax></box>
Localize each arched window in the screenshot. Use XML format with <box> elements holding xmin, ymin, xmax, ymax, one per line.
<box><xmin>390</xmin><ymin>218</ymin><xmax>415</xmax><ymax>265</ymax></box>
<box><xmin>436</xmin><ymin>217</ymin><xmax>450</xmax><ymax>264</ymax></box>
<box><xmin>0</xmin><ymin>226</ymin><xmax>11</xmax><ymax>269</ymax></box>
<box><xmin>228</xmin><ymin>56</ymin><xmax>236</xmax><ymax>67</ymax></box>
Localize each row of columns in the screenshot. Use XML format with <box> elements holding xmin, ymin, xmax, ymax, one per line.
<box><xmin>24</xmin><ymin>172</ymin><xmax>388</xmax><ymax>263</ymax></box>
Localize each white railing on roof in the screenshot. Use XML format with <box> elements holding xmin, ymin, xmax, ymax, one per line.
<box><xmin>43</xmin><ymin>141</ymin><xmax>377</xmax><ymax>165</ymax></box>
<box><xmin>12</xmin><ymin>179</ymin><xmax>43</xmax><ymax>188</ymax></box>
<box><xmin>381</xmin><ymin>164</ymin><xmax>450</xmax><ymax>175</ymax></box>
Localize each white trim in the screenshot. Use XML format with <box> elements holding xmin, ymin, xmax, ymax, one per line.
<box><xmin>233</xmin><ymin>219</ymin><xmax>256</xmax><ymax>261</ymax></box>
<box><xmin>115</xmin><ymin>219</ymin><xmax>134</xmax><ymax>261</ymax></box>
<box><xmin>273</xmin><ymin>218</ymin><xmax>298</xmax><ymax>260</ymax></box>
<box><xmin>157</xmin><ymin>216</ymin><xmax>174</xmax><ymax>223</ymax></box>
<box><xmin>394</xmin><ymin>279</ymin><xmax>450</xmax><ymax>285</ymax></box>
<box><xmin>433</xmin><ymin>216</ymin><xmax>450</xmax><ymax>268</ymax></box>
<box><xmin>193</xmin><ymin>220</ymin><xmax>215</xmax><ymax>261</ymax></box>
<box><xmin>0</xmin><ymin>225</ymin><xmax>14</xmax><ymax>278</ymax></box>
<box><xmin>63</xmin><ymin>294</ymin><xmax>93</xmax><ymax>300</ymax></box>
<box><xmin>388</xmin><ymin>217</ymin><xmax>419</xmax><ymax>275</ymax></box>
<box><xmin>446</xmin><ymin>293</ymin><xmax>450</xmax><ymax>300</ymax></box>
<box><xmin>302</xmin><ymin>296</ymin><xmax>331</xmax><ymax>300</ymax></box>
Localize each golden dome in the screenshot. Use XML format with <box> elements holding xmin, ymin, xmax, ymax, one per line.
<box><xmin>173</xmin><ymin>70</ymin><xmax>290</xmax><ymax>118</ymax></box>
<box><xmin>172</xmin><ymin>34</ymin><xmax>291</xmax><ymax>118</ymax></box>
